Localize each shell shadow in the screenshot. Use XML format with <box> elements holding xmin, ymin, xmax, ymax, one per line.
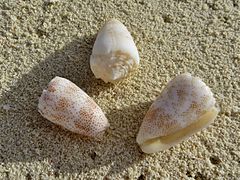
<box><xmin>0</xmin><ymin>35</ymin><xmax>151</xmax><ymax>178</ymax></box>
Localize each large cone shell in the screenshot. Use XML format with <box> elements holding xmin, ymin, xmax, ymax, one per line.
<box><xmin>137</xmin><ymin>73</ymin><xmax>218</xmax><ymax>152</ymax></box>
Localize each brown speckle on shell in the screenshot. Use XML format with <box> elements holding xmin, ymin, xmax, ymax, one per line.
<box><xmin>52</xmin><ymin>114</ymin><xmax>66</xmax><ymax>123</ymax></box>
<box><xmin>56</xmin><ymin>97</ymin><xmax>70</xmax><ymax>111</ymax></box>
<box><xmin>190</xmin><ymin>101</ymin><xmax>199</xmax><ymax>110</ymax></box>
<box><xmin>48</xmin><ymin>84</ymin><xmax>56</xmax><ymax>92</ymax></box>
<box><xmin>74</xmin><ymin>121</ymin><xmax>90</xmax><ymax>136</ymax></box>
<box><xmin>145</xmin><ymin>107</ymin><xmax>159</xmax><ymax>123</ymax></box>
<box><xmin>42</xmin><ymin>93</ymin><xmax>52</xmax><ymax>102</ymax></box>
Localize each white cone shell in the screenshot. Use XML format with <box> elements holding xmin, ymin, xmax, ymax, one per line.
<box><xmin>137</xmin><ymin>73</ymin><xmax>218</xmax><ymax>151</ymax></box>
<box><xmin>90</xmin><ymin>19</ymin><xmax>140</xmax><ymax>83</ymax></box>
<box><xmin>38</xmin><ymin>77</ymin><xmax>109</xmax><ymax>137</ymax></box>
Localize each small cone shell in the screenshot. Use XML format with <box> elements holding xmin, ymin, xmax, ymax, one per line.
<box><xmin>90</xmin><ymin>19</ymin><xmax>140</xmax><ymax>83</ymax></box>
<box><xmin>136</xmin><ymin>73</ymin><xmax>219</xmax><ymax>153</ymax></box>
<box><xmin>38</xmin><ymin>77</ymin><xmax>109</xmax><ymax>137</ymax></box>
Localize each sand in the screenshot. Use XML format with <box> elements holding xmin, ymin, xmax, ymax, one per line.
<box><xmin>0</xmin><ymin>0</ymin><xmax>239</xmax><ymax>179</ymax></box>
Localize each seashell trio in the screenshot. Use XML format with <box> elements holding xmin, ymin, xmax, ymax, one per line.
<box><xmin>38</xmin><ymin>19</ymin><xmax>219</xmax><ymax>153</ymax></box>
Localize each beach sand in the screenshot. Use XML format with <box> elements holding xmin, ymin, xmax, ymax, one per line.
<box><xmin>0</xmin><ymin>0</ymin><xmax>239</xmax><ymax>179</ymax></box>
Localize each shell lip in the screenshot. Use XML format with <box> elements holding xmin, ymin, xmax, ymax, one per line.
<box><xmin>90</xmin><ymin>53</ymin><xmax>138</xmax><ymax>83</ymax></box>
<box><xmin>137</xmin><ymin>106</ymin><xmax>219</xmax><ymax>153</ymax></box>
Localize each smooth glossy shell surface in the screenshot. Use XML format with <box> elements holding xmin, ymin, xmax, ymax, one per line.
<box><xmin>90</xmin><ymin>19</ymin><xmax>139</xmax><ymax>83</ymax></box>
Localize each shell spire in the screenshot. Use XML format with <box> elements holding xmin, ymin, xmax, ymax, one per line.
<box><xmin>137</xmin><ymin>73</ymin><xmax>219</xmax><ymax>153</ymax></box>
<box><xmin>90</xmin><ymin>19</ymin><xmax>140</xmax><ymax>83</ymax></box>
<box><xmin>38</xmin><ymin>77</ymin><xmax>109</xmax><ymax>137</ymax></box>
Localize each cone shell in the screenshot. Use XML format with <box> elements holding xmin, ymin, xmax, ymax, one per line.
<box><xmin>38</xmin><ymin>77</ymin><xmax>109</xmax><ymax>137</ymax></box>
<box><xmin>137</xmin><ymin>73</ymin><xmax>219</xmax><ymax>153</ymax></box>
<box><xmin>90</xmin><ymin>19</ymin><xmax>140</xmax><ymax>83</ymax></box>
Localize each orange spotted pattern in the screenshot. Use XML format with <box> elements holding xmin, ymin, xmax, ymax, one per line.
<box><xmin>38</xmin><ymin>76</ymin><xmax>109</xmax><ymax>137</ymax></box>
<box><xmin>56</xmin><ymin>97</ymin><xmax>70</xmax><ymax>111</ymax></box>
<box><xmin>48</xmin><ymin>84</ymin><xmax>56</xmax><ymax>92</ymax></box>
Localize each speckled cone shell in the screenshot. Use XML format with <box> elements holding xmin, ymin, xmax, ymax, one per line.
<box><xmin>137</xmin><ymin>73</ymin><xmax>219</xmax><ymax>153</ymax></box>
<box><xmin>90</xmin><ymin>19</ymin><xmax>140</xmax><ymax>83</ymax></box>
<box><xmin>38</xmin><ymin>77</ymin><xmax>109</xmax><ymax>137</ymax></box>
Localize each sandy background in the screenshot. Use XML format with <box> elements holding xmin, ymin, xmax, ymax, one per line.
<box><xmin>0</xmin><ymin>0</ymin><xmax>239</xmax><ymax>179</ymax></box>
